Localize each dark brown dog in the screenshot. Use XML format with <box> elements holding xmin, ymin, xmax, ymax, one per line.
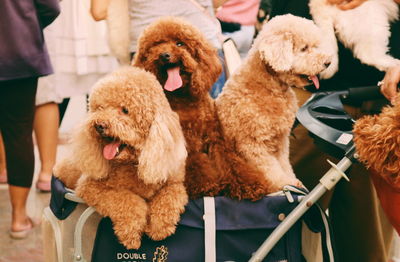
<box><xmin>133</xmin><ymin>17</ymin><xmax>273</xmax><ymax>200</ymax></box>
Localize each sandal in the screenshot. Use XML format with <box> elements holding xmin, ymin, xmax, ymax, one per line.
<box><xmin>36</xmin><ymin>179</ymin><xmax>51</xmax><ymax>193</ymax></box>
<box><xmin>9</xmin><ymin>217</ymin><xmax>41</xmax><ymax>239</ymax></box>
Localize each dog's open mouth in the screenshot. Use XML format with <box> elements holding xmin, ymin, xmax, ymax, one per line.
<box><xmin>300</xmin><ymin>74</ymin><xmax>320</xmax><ymax>89</ymax></box>
<box><xmin>102</xmin><ymin>139</ymin><xmax>127</xmax><ymax>160</ymax></box>
<box><xmin>163</xmin><ymin>63</ymin><xmax>183</xmax><ymax>92</ymax></box>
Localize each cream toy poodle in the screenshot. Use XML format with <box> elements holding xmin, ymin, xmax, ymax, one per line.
<box><xmin>309</xmin><ymin>0</ymin><xmax>399</xmax><ymax>79</ymax></box>
<box><xmin>217</xmin><ymin>14</ymin><xmax>331</xmax><ymax>191</ymax></box>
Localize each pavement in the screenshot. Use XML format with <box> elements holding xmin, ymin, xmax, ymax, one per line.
<box><xmin>0</xmin><ymin>95</ymin><xmax>399</xmax><ymax>261</ymax></box>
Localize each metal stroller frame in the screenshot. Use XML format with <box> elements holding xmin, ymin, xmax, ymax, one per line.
<box><xmin>43</xmin><ymin>189</ymin><xmax>97</xmax><ymax>262</ymax></box>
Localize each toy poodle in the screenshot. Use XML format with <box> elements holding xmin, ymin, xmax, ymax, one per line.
<box><xmin>54</xmin><ymin>66</ymin><xmax>188</xmax><ymax>249</ymax></box>
<box><xmin>353</xmin><ymin>94</ymin><xmax>400</xmax><ymax>185</ymax></box>
<box><xmin>309</xmin><ymin>0</ymin><xmax>399</xmax><ymax>79</ymax></box>
<box><xmin>133</xmin><ymin>16</ymin><xmax>273</xmax><ymax>200</ymax></box>
<box><xmin>216</xmin><ymin>14</ymin><xmax>331</xmax><ymax>191</ymax></box>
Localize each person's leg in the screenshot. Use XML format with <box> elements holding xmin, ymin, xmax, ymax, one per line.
<box><xmin>8</xmin><ymin>185</ymin><xmax>32</xmax><ymax>232</ymax></box>
<box><xmin>0</xmin><ymin>77</ymin><xmax>37</xmax><ymax>234</ymax></box>
<box><xmin>0</xmin><ymin>132</ymin><xmax>7</xmax><ymax>182</ymax></box>
<box><xmin>34</xmin><ymin>102</ymin><xmax>59</xmax><ymax>191</ymax></box>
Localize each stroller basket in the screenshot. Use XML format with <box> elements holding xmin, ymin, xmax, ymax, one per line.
<box><xmin>43</xmin><ymin>177</ymin><xmax>333</xmax><ymax>262</ymax></box>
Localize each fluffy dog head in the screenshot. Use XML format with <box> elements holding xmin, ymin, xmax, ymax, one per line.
<box><xmin>253</xmin><ymin>14</ymin><xmax>332</xmax><ymax>89</ymax></box>
<box><xmin>133</xmin><ymin>16</ymin><xmax>222</xmax><ymax>99</ymax></box>
<box><xmin>71</xmin><ymin>67</ymin><xmax>187</xmax><ymax>184</ymax></box>
<box><xmin>353</xmin><ymin>95</ymin><xmax>400</xmax><ymax>184</ymax></box>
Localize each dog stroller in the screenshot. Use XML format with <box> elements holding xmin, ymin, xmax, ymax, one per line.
<box><xmin>42</xmin><ymin>88</ymin><xmax>373</xmax><ymax>262</ymax></box>
<box><xmin>43</xmin><ymin>178</ymin><xmax>333</xmax><ymax>262</ymax></box>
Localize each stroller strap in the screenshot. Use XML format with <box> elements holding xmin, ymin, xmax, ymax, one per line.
<box><xmin>204</xmin><ymin>197</ymin><xmax>216</xmax><ymax>262</ymax></box>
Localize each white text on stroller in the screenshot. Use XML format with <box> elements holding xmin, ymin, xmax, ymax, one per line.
<box><xmin>117</xmin><ymin>252</ymin><xmax>146</xmax><ymax>260</ymax></box>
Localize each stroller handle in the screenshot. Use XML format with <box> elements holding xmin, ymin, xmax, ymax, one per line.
<box><xmin>295</xmin><ymin>84</ymin><xmax>394</xmax><ymax>158</ymax></box>
<box><xmin>342</xmin><ymin>85</ymin><xmax>385</xmax><ymax>103</ymax></box>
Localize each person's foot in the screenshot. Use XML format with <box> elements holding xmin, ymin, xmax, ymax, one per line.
<box><xmin>36</xmin><ymin>173</ymin><xmax>52</xmax><ymax>192</ymax></box>
<box><xmin>36</xmin><ymin>179</ymin><xmax>51</xmax><ymax>192</ymax></box>
<box><xmin>0</xmin><ymin>170</ymin><xmax>7</xmax><ymax>184</ymax></box>
<box><xmin>9</xmin><ymin>217</ymin><xmax>40</xmax><ymax>239</ymax></box>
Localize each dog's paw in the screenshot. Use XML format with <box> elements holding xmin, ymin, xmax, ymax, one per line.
<box><xmin>118</xmin><ymin>233</ymin><xmax>142</xmax><ymax>250</ymax></box>
<box><xmin>269</xmin><ymin>184</ymin><xmax>285</xmax><ymax>193</ymax></box>
<box><xmin>268</xmin><ymin>178</ymin><xmax>303</xmax><ymax>193</ymax></box>
<box><xmin>277</xmin><ymin>178</ymin><xmax>304</xmax><ymax>190</ymax></box>
<box><xmin>145</xmin><ymin>220</ymin><xmax>176</xmax><ymax>241</ymax></box>
<box><xmin>114</xmin><ymin>221</ymin><xmax>144</xmax><ymax>250</ymax></box>
<box><xmin>290</xmin><ymin>179</ymin><xmax>304</xmax><ymax>189</ymax></box>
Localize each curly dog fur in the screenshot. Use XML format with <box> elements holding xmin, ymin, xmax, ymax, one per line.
<box><xmin>309</xmin><ymin>0</ymin><xmax>399</xmax><ymax>79</ymax></box>
<box><xmin>353</xmin><ymin>95</ymin><xmax>400</xmax><ymax>185</ymax></box>
<box><xmin>216</xmin><ymin>14</ymin><xmax>331</xmax><ymax>191</ymax></box>
<box><xmin>133</xmin><ymin>16</ymin><xmax>273</xmax><ymax>200</ymax></box>
<box><xmin>54</xmin><ymin>67</ymin><xmax>188</xmax><ymax>249</ymax></box>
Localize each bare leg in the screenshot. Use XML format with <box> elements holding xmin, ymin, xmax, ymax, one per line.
<box><xmin>34</xmin><ymin>103</ymin><xmax>59</xmax><ymax>184</ymax></box>
<box><xmin>0</xmin><ymin>133</ymin><xmax>6</xmax><ymax>176</ymax></box>
<box><xmin>9</xmin><ymin>185</ymin><xmax>32</xmax><ymax>232</ymax></box>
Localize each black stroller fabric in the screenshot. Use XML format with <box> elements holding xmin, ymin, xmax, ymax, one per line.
<box><xmin>49</xmin><ymin>176</ymin><xmax>78</xmax><ymax>220</ymax></box>
<box><xmin>91</xmin><ymin>196</ymin><xmax>315</xmax><ymax>262</ymax></box>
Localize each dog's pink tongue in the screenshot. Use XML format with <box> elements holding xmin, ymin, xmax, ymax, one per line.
<box><xmin>164</xmin><ymin>67</ymin><xmax>182</xmax><ymax>92</ymax></box>
<box><xmin>310</xmin><ymin>75</ymin><xmax>320</xmax><ymax>90</ymax></box>
<box><xmin>103</xmin><ymin>142</ymin><xmax>120</xmax><ymax>160</ymax></box>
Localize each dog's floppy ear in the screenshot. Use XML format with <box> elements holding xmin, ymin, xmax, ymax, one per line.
<box><xmin>71</xmin><ymin>121</ymin><xmax>110</xmax><ymax>180</ymax></box>
<box><xmin>190</xmin><ymin>38</ymin><xmax>223</xmax><ymax>96</ymax></box>
<box><xmin>138</xmin><ymin>112</ymin><xmax>187</xmax><ymax>185</ymax></box>
<box><xmin>132</xmin><ymin>44</ymin><xmax>147</xmax><ymax>65</ymax></box>
<box><xmin>259</xmin><ymin>32</ymin><xmax>294</xmax><ymax>72</ymax></box>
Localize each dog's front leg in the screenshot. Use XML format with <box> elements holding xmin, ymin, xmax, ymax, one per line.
<box><xmin>76</xmin><ymin>178</ymin><xmax>148</xmax><ymax>250</ymax></box>
<box><xmin>145</xmin><ymin>182</ymin><xmax>188</xmax><ymax>241</ymax></box>
<box><xmin>277</xmin><ymin>136</ymin><xmax>296</xmax><ymax>178</ymax></box>
<box><xmin>53</xmin><ymin>157</ymin><xmax>82</xmax><ymax>189</ymax></box>
<box><xmin>239</xmin><ymin>142</ymin><xmax>302</xmax><ymax>192</ymax></box>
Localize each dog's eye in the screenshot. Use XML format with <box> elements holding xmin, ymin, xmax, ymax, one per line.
<box><xmin>300</xmin><ymin>45</ymin><xmax>309</xmax><ymax>52</ymax></box>
<box><xmin>122</xmin><ymin>107</ymin><xmax>129</xmax><ymax>114</ymax></box>
<box><xmin>176</xmin><ymin>42</ymin><xmax>184</xmax><ymax>47</ymax></box>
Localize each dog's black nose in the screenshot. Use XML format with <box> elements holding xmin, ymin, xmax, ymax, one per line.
<box><xmin>160</xmin><ymin>52</ymin><xmax>171</xmax><ymax>62</ymax></box>
<box><xmin>324</xmin><ymin>61</ymin><xmax>331</xmax><ymax>68</ymax></box>
<box><xmin>95</xmin><ymin>122</ymin><xmax>107</xmax><ymax>134</ymax></box>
